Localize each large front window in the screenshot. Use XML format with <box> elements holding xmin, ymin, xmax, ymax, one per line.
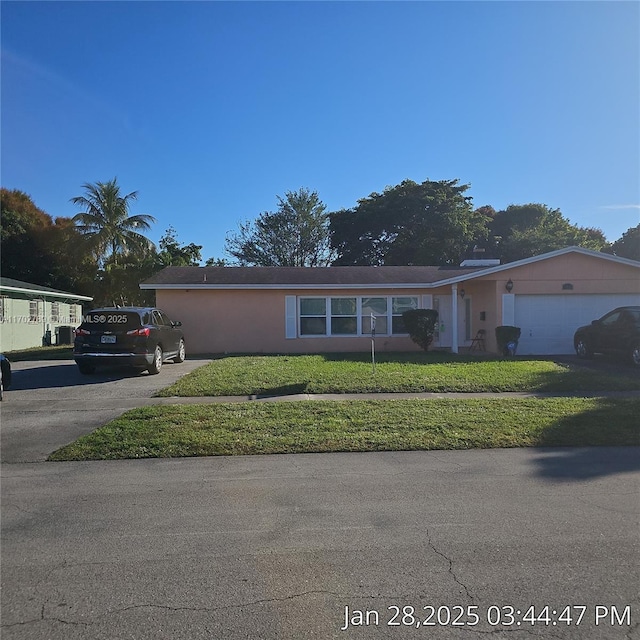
<box><xmin>297</xmin><ymin>296</ymin><xmax>418</xmax><ymax>337</ymax></box>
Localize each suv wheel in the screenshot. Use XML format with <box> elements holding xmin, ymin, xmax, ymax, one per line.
<box><xmin>148</xmin><ymin>345</ymin><xmax>163</xmax><ymax>375</ymax></box>
<box><xmin>575</xmin><ymin>338</ymin><xmax>592</xmax><ymax>359</ymax></box>
<box><xmin>174</xmin><ymin>339</ymin><xmax>186</xmax><ymax>363</ymax></box>
<box><xmin>632</xmin><ymin>344</ymin><xmax>640</xmax><ymax>367</ymax></box>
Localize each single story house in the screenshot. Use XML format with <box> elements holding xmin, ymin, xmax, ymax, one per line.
<box><xmin>140</xmin><ymin>247</ymin><xmax>640</xmax><ymax>356</ymax></box>
<box><xmin>0</xmin><ymin>278</ymin><xmax>93</xmax><ymax>352</ymax></box>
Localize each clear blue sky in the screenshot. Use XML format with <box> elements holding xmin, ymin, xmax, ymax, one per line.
<box><xmin>2</xmin><ymin>1</ymin><xmax>639</xmax><ymax>263</ymax></box>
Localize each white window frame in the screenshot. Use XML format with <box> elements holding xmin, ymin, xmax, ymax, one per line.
<box><xmin>295</xmin><ymin>295</ymin><xmax>420</xmax><ymax>338</ymax></box>
<box><xmin>29</xmin><ymin>299</ymin><xmax>40</xmax><ymax>323</ymax></box>
<box><xmin>51</xmin><ymin>301</ymin><xmax>60</xmax><ymax>323</ymax></box>
<box><xmin>69</xmin><ymin>304</ymin><xmax>78</xmax><ymax>324</ymax></box>
<box><xmin>299</xmin><ymin>296</ymin><xmax>328</xmax><ymax>336</ymax></box>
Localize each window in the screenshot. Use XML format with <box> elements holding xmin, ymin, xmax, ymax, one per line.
<box><xmin>361</xmin><ymin>297</ymin><xmax>388</xmax><ymax>334</ymax></box>
<box><xmin>331</xmin><ymin>298</ymin><xmax>357</xmax><ymax>335</ymax></box>
<box><xmin>391</xmin><ymin>297</ymin><xmax>419</xmax><ymax>334</ymax></box>
<box><xmin>29</xmin><ymin>300</ymin><xmax>39</xmax><ymax>322</ymax></box>
<box><xmin>0</xmin><ymin>297</ymin><xmax>5</xmax><ymax>323</ymax></box>
<box><xmin>51</xmin><ymin>302</ymin><xmax>60</xmax><ymax>323</ymax></box>
<box><xmin>300</xmin><ymin>298</ymin><xmax>327</xmax><ymax>335</ymax></box>
<box><xmin>601</xmin><ymin>311</ymin><xmax>621</xmax><ymax>326</ymax></box>
<box><xmin>69</xmin><ymin>304</ymin><xmax>78</xmax><ymax>324</ymax></box>
<box><xmin>297</xmin><ymin>296</ymin><xmax>419</xmax><ymax>338</ymax></box>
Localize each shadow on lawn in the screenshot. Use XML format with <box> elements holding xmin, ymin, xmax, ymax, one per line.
<box><xmin>533</xmin><ymin>397</ymin><xmax>640</xmax><ymax>480</ymax></box>
<box><xmin>319</xmin><ymin>351</ymin><xmax>484</xmax><ymax>364</ymax></box>
<box><xmin>257</xmin><ymin>382</ymin><xmax>309</xmax><ymax>397</ymax></box>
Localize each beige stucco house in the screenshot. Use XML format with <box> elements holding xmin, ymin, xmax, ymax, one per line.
<box><xmin>0</xmin><ymin>278</ymin><xmax>93</xmax><ymax>351</ymax></box>
<box><xmin>140</xmin><ymin>247</ymin><xmax>640</xmax><ymax>356</ymax></box>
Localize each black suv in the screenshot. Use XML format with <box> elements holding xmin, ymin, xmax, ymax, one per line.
<box><xmin>574</xmin><ymin>306</ymin><xmax>640</xmax><ymax>367</ymax></box>
<box><xmin>74</xmin><ymin>307</ymin><xmax>185</xmax><ymax>375</ymax></box>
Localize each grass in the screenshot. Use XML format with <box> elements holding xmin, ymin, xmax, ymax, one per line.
<box><xmin>4</xmin><ymin>345</ymin><xmax>74</xmax><ymax>361</ymax></box>
<box><xmin>48</xmin><ymin>397</ymin><xmax>640</xmax><ymax>461</ymax></box>
<box><xmin>158</xmin><ymin>353</ymin><xmax>640</xmax><ymax>396</ymax></box>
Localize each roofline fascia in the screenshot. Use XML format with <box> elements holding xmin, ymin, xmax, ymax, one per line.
<box><xmin>0</xmin><ymin>285</ymin><xmax>93</xmax><ymax>301</ymax></box>
<box><xmin>140</xmin><ymin>283</ymin><xmax>443</xmax><ymax>291</ymax></box>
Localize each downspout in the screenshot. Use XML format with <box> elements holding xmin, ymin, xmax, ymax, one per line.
<box><xmin>451</xmin><ymin>284</ymin><xmax>459</xmax><ymax>354</ymax></box>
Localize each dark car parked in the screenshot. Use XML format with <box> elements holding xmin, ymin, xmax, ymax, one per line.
<box><xmin>574</xmin><ymin>306</ymin><xmax>640</xmax><ymax>367</ymax></box>
<box><xmin>0</xmin><ymin>354</ymin><xmax>11</xmax><ymax>400</ymax></box>
<box><xmin>73</xmin><ymin>307</ymin><xmax>185</xmax><ymax>375</ymax></box>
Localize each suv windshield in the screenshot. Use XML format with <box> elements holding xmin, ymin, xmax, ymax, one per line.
<box><xmin>82</xmin><ymin>311</ymin><xmax>145</xmax><ymax>333</ymax></box>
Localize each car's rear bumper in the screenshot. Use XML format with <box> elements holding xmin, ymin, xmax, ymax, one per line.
<box><xmin>74</xmin><ymin>352</ymin><xmax>154</xmax><ymax>368</ymax></box>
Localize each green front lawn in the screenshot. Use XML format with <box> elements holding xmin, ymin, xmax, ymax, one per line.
<box><xmin>48</xmin><ymin>397</ymin><xmax>640</xmax><ymax>461</ymax></box>
<box><xmin>158</xmin><ymin>353</ymin><xmax>639</xmax><ymax>396</ymax></box>
<box><xmin>4</xmin><ymin>345</ymin><xmax>74</xmax><ymax>361</ymax></box>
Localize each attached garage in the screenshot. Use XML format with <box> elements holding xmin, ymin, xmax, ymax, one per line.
<box><xmin>513</xmin><ymin>293</ymin><xmax>640</xmax><ymax>355</ymax></box>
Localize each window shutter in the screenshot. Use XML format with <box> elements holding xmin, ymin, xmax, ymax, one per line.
<box><xmin>421</xmin><ymin>294</ymin><xmax>433</xmax><ymax>309</ymax></box>
<box><xmin>285</xmin><ymin>296</ymin><xmax>297</xmax><ymax>339</ymax></box>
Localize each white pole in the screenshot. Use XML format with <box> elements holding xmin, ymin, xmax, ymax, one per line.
<box><xmin>370</xmin><ymin>313</ymin><xmax>376</xmax><ymax>374</ymax></box>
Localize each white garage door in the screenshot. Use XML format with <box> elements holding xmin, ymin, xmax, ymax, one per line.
<box><xmin>513</xmin><ymin>294</ymin><xmax>640</xmax><ymax>355</ymax></box>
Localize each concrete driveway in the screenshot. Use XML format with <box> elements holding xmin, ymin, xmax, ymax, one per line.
<box><xmin>0</xmin><ymin>358</ymin><xmax>210</xmax><ymax>463</ymax></box>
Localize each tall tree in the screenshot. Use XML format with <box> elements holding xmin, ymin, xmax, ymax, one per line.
<box><xmin>330</xmin><ymin>179</ymin><xmax>489</xmax><ymax>266</ymax></box>
<box><xmin>225</xmin><ymin>188</ymin><xmax>336</xmax><ymax>266</ymax></box>
<box><xmin>487</xmin><ymin>204</ymin><xmax>609</xmax><ymax>263</ymax></box>
<box><xmin>608</xmin><ymin>224</ymin><xmax>640</xmax><ymax>261</ymax></box>
<box><xmin>70</xmin><ymin>178</ymin><xmax>156</xmax><ymax>266</ymax></box>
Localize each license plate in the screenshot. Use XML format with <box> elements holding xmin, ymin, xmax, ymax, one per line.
<box><xmin>101</xmin><ymin>335</ymin><xmax>116</xmax><ymax>344</ymax></box>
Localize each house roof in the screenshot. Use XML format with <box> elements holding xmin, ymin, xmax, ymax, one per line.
<box><xmin>140</xmin><ymin>265</ymin><xmax>487</xmax><ymax>290</ymax></box>
<box><xmin>0</xmin><ymin>277</ymin><xmax>93</xmax><ymax>301</ymax></box>
<box><xmin>140</xmin><ymin>247</ymin><xmax>640</xmax><ymax>291</ymax></box>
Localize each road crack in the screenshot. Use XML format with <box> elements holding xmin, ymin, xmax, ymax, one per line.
<box><xmin>426</xmin><ymin>528</ymin><xmax>475</xmax><ymax>602</ymax></box>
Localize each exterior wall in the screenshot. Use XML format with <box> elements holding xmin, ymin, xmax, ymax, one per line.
<box><xmin>0</xmin><ymin>295</ymin><xmax>83</xmax><ymax>351</ymax></box>
<box><xmin>156</xmin><ymin>288</ymin><xmax>430</xmax><ymax>354</ymax></box>
<box><xmin>476</xmin><ymin>252</ymin><xmax>640</xmax><ymax>296</ymax></box>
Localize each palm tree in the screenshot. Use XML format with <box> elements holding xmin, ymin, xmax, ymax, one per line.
<box><xmin>71</xmin><ymin>178</ymin><xmax>156</xmax><ymax>266</ymax></box>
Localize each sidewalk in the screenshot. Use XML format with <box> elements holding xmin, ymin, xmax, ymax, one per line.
<box><xmin>153</xmin><ymin>389</ymin><xmax>640</xmax><ymax>404</ymax></box>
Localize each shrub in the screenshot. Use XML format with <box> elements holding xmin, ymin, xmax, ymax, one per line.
<box><xmin>402</xmin><ymin>309</ymin><xmax>439</xmax><ymax>351</ymax></box>
<box><xmin>495</xmin><ymin>325</ymin><xmax>521</xmax><ymax>356</ymax></box>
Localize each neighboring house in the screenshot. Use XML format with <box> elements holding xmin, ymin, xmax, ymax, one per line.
<box><xmin>140</xmin><ymin>247</ymin><xmax>640</xmax><ymax>356</ymax></box>
<box><xmin>0</xmin><ymin>278</ymin><xmax>93</xmax><ymax>351</ymax></box>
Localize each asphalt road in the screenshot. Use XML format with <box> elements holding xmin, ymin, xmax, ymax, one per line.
<box><xmin>1</xmin><ymin>359</ymin><xmax>639</xmax><ymax>639</ymax></box>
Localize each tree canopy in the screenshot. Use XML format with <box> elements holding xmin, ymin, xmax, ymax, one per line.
<box><xmin>156</xmin><ymin>226</ymin><xmax>202</xmax><ymax>267</ymax></box>
<box><xmin>1</xmin><ymin>188</ymin><xmax>96</xmax><ymax>294</ymax></box>
<box><xmin>607</xmin><ymin>224</ymin><xmax>640</xmax><ymax>261</ymax></box>
<box><xmin>330</xmin><ymin>179</ymin><xmax>489</xmax><ymax>266</ymax></box>
<box><xmin>486</xmin><ymin>203</ymin><xmax>608</xmax><ymax>263</ymax></box>
<box><xmin>225</xmin><ymin>188</ymin><xmax>335</xmax><ymax>266</ymax></box>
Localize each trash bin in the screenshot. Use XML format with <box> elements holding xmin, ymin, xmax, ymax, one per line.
<box><xmin>58</xmin><ymin>326</ymin><xmax>74</xmax><ymax>345</ymax></box>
